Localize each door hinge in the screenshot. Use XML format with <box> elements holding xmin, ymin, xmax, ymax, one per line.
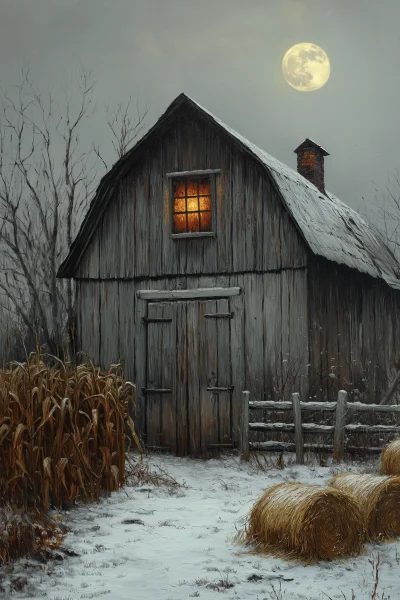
<box><xmin>142</xmin><ymin>317</ymin><xmax>172</xmax><ymax>324</ymax></box>
<box><xmin>206</xmin><ymin>386</ymin><xmax>234</xmax><ymax>392</ymax></box>
<box><xmin>142</xmin><ymin>388</ymin><xmax>172</xmax><ymax>394</ymax></box>
<box><xmin>204</xmin><ymin>312</ymin><xmax>234</xmax><ymax>319</ymax></box>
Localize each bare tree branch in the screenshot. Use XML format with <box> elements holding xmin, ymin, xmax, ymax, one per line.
<box><xmin>0</xmin><ymin>67</ymin><xmax>148</xmax><ymax>358</ymax></box>
<box><xmin>106</xmin><ymin>96</ymin><xmax>150</xmax><ymax>158</ymax></box>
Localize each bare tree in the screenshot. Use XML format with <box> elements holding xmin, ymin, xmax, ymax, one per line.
<box><xmin>366</xmin><ymin>172</ymin><xmax>400</xmax><ymax>403</ymax></box>
<box><xmin>0</xmin><ymin>67</ymin><xmax>148</xmax><ymax>357</ymax></box>
<box><xmin>372</xmin><ymin>171</ymin><xmax>400</xmax><ymax>260</ymax></box>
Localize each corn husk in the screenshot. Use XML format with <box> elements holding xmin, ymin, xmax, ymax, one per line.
<box><xmin>329</xmin><ymin>473</ymin><xmax>400</xmax><ymax>540</ymax></box>
<box><xmin>236</xmin><ymin>482</ymin><xmax>366</xmax><ymax>562</ymax></box>
<box><xmin>381</xmin><ymin>438</ymin><xmax>400</xmax><ymax>475</ymax></box>
<box><xmin>0</xmin><ymin>352</ymin><xmax>141</xmax><ymax>512</ymax></box>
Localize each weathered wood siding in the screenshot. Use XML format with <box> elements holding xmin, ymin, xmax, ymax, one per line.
<box><xmin>308</xmin><ymin>257</ymin><xmax>400</xmax><ymax>402</ymax></box>
<box><xmin>76</xmin><ymin>112</ymin><xmax>308</xmax><ymax>279</ymax></box>
<box><xmin>77</xmin><ymin>270</ymin><xmax>309</xmax><ymax>452</ymax></box>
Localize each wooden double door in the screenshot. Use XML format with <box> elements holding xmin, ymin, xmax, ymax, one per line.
<box><xmin>143</xmin><ymin>298</ymin><xmax>234</xmax><ymax>456</ymax></box>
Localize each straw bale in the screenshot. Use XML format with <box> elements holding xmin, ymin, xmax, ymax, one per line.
<box><xmin>329</xmin><ymin>473</ymin><xmax>400</xmax><ymax>540</ymax></box>
<box><xmin>381</xmin><ymin>438</ymin><xmax>400</xmax><ymax>475</ymax></box>
<box><xmin>237</xmin><ymin>482</ymin><xmax>366</xmax><ymax>562</ymax></box>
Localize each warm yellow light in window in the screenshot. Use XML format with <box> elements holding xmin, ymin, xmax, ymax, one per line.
<box><xmin>172</xmin><ymin>177</ymin><xmax>212</xmax><ymax>234</ymax></box>
<box><xmin>200</xmin><ymin>212</ymin><xmax>211</xmax><ymax>230</ymax></box>
<box><xmin>187</xmin><ymin>197</ymin><xmax>199</xmax><ymax>212</ymax></box>
<box><xmin>173</xmin><ymin>197</ymin><xmax>186</xmax><ymax>212</ymax></box>
<box><xmin>199</xmin><ymin>196</ymin><xmax>211</xmax><ymax>211</ymax></box>
<box><xmin>173</xmin><ymin>213</ymin><xmax>186</xmax><ymax>233</ymax></box>
<box><xmin>186</xmin><ymin>181</ymin><xmax>198</xmax><ymax>197</ymax></box>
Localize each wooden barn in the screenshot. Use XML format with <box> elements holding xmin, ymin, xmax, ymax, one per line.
<box><xmin>57</xmin><ymin>93</ymin><xmax>400</xmax><ymax>456</ymax></box>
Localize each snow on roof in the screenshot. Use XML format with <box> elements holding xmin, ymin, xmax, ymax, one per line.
<box><xmin>187</xmin><ymin>95</ymin><xmax>400</xmax><ymax>290</ymax></box>
<box><xmin>294</xmin><ymin>138</ymin><xmax>330</xmax><ymax>155</ymax></box>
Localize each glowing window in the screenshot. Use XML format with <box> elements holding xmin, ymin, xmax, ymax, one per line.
<box><xmin>172</xmin><ymin>178</ymin><xmax>212</xmax><ymax>234</ymax></box>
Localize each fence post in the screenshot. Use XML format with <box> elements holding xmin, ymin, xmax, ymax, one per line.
<box><xmin>240</xmin><ymin>391</ymin><xmax>250</xmax><ymax>461</ymax></box>
<box><xmin>333</xmin><ymin>390</ymin><xmax>348</xmax><ymax>461</ymax></box>
<box><xmin>292</xmin><ymin>392</ymin><xmax>304</xmax><ymax>464</ymax></box>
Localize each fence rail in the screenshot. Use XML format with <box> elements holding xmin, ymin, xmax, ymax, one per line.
<box><xmin>239</xmin><ymin>390</ymin><xmax>400</xmax><ymax>462</ymax></box>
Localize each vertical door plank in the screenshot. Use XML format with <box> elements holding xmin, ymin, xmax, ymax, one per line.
<box><xmin>199</xmin><ymin>300</ymin><xmax>219</xmax><ymax>452</ymax></box>
<box><xmin>146</xmin><ymin>303</ymin><xmax>163</xmax><ymax>447</ymax></box>
<box><xmin>160</xmin><ymin>303</ymin><xmax>176</xmax><ymax>454</ymax></box>
<box><xmin>216</xmin><ymin>298</ymin><xmax>232</xmax><ymax>445</ymax></box>
<box><xmin>175</xmin><ymin>302</ymin><xmax>188</xmax><ymax>456</ymax></box>
<box><xmin>187</xmin><ymin>301</ymin><xmax>201</xmax><ymax>454</ymax></box>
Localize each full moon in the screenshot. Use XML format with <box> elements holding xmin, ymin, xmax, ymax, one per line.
<box><xmin>282</xmin><ymin>43</ymin><xmax>330</xmax><ymax>91</ymax></box>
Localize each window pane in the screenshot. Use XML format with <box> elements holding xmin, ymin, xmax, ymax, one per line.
<box><xmin>187</xmin><ymin>213</ymin><xmax>200</xmax><ymax>232</ymax></box>
<box><xmin>173</xmin><ymin>197</ymin><xmax>186</xmax><ymax>213</ymax></box>
<box><xmin>199</xmin><ymin>196</ymin><xmax>211</xmax><ymax>211</ymax></box>
<box><xmin>186</xmin><ymin>197</ymin><xmax>199</xmax><ymax>212</ymax></box>
<box><xmin>173</xmin><ymin>213</ymin><xmax>187</xmax><ymax>233</ymax></box>
<box><xmin>171</xmin><ymin>175</ymin><xmax>213</xmax><ymax>234</ymax></box>
<box><xmin>198</xmin><ymin>179</ymin><xmax>210</xmax><ymax>195</ymax></box>
<box><xmin>200</xmin><ymin>211</ymin><xmax>211</xmax><ymax>231</ymax></box>
<box><xmin>173</xmin><ymin>181</ymin><xmax>185</xmax><ymax>197</ymax></box>
<box><xmin>186</xmin><ymin>180</ymin><xmax>198</xmax><ymax>197</ymax></box>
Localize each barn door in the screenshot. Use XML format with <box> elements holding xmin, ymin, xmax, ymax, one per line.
<box><xmin>144</xmin><ymin>302</ymin><xmax>176</xmax><ymax>453</ymax></box>
<box><xmin>143</xmin><ymin>298</ymin><xmax>233</xmax><ymax>456</ymax></box>
<box><xmin>197</xmin><ymin>298</ymin><xmax>233</xmax><ymax>454</ymax></box>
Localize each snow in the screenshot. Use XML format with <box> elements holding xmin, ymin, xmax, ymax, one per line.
<box><xmin>2</xmin><ymin>452</ymin><xmax>400</xmax><ymax>600</ymax></box>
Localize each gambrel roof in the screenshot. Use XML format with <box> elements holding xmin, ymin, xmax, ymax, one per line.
<box><xmin>58</xmin><ymin>93</ymin><xmax>400</xmax><ymax>290</ymax></box>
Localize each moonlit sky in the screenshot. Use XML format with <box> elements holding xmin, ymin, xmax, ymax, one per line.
<box><xmin>1</xmin><ymin>0</ymin><xmax>399</xmax><ymax>218</ymax></box>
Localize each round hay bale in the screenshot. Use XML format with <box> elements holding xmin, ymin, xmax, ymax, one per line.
<box><xmin>381</xmin><ymin>438</ymin><xmax>400</xmax><ymax>475</ymax></box>
<box><xmin>329</xmin><ymin>473</ymin><xmax>400</xmax><ymax>540</ymax></box>
<box><xmin>237</xmin><ymin>482</ymin><xmax>365</xmax><ymax>562</ymax></box>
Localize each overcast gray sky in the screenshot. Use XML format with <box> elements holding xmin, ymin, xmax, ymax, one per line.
<box><xmin>1</xmin><ymin>0</ymin><xmax>399</xmax><ymax>216</ymax></box>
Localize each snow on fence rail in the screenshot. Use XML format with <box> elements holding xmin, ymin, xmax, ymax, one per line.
<box><xmin>239</xmin><ymin>390</ymin><xmax>400</xmax><ymax>463</ymax></box>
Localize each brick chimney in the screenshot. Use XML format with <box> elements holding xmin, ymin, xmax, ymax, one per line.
<box><xmin>294</xmin><ymin>138</ymin><xmax>329</xmax><ymax>195</ymax></box>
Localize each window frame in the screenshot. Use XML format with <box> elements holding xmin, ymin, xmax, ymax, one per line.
<box><xmin>166</xmin><ymin>169</ymin><xmax>220</xmax><ymax>239</ymax></box>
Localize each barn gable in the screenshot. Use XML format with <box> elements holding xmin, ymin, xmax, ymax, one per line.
<box><xmin>58</xmin><ymin>93</ymin><xmax>400</xmax><ymax>292</ymax></box>
<box><xmin>67</xmin><ymin>103</ymin><xmax>308</xmax><ymax>280</ymax></box>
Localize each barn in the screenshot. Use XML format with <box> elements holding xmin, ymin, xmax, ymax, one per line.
<box><xmin>57</xmin><ymin>93</ymin><xmax>400</xmax><ymax>456</ymax></box>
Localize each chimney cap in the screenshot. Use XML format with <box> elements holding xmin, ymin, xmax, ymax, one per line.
<box><xmin>294</xmin><ymin>138</ymin><xmax>329</xmax><ymax>156</ymax></box>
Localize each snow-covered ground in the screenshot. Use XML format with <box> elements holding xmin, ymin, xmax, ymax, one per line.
<box><xmin>1</xmin><ymin>452</ymin><xmax>400</xmax><ymax>600</ymax></box>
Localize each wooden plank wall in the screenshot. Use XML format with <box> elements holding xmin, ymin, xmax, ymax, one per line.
<box><xmin>308</xmin><ymin>257</ymin><xmax>400</xmax><ymax>402</ymax></box>
<box><xmin>77</xmin><ymin>270</ymin><xmax>309</xmax><ymax>450</ymax></box>
<box><xmin>75</xmin><ymin>112</ymin><xmax>308</xmax><ymax>280</ymax></box>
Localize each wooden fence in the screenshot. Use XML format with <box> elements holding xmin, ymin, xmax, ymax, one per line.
<box><xmin>239</xmin><ymin>390</ymin><xmax>400</xmax><ymax>462</ymax></box>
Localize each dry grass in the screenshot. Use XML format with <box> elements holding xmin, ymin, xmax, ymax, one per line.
<box><xmin>329</xmin><ymin>473</ymin><xmax>400</xmax><ymax>541</ymax></box>
<box><xmin>0</xmin><ymin>504</ymin><xmax>66</xmax><ymax>566</ymax></box>
<box><xmin>0</xmin><ymin>351</ymin><xmax>141</xmax><ymax>512</ymax></box>
<box><xmin>125</xmin><ymin>455</ymin><xmax>180</xmax><ymax>489</ymax></box>
<box><xmin>235</xmin><ymin>482</ymin><xmax>366</xmax><ymax>563</ymax></box>
<box><xmin>381</xmin><ymin>438</ymin><xmax>400</xmax><ymax>475</ymax></box>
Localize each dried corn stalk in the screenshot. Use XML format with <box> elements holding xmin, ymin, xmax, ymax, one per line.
<box><xmin>0</xmin><ymin>352</ymin><xmax>141</xmax><ymax>511</ymax></box>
